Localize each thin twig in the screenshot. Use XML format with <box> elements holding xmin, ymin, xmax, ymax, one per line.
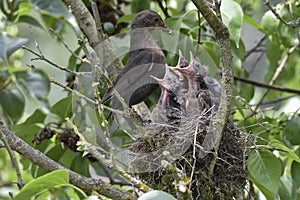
<box><xmin>288</xmin><ymin>106</ymin><xmax>300</xmax><ymax>120</ymax></box>
<box><xmin>90</xmin><ymin>0</ymin><xmax>105</xmax><ymax>41</ymax></box>
<box><xmin>0</xmin><ymin>122</ymin><xmax>133</xmax><ymax>200</ymax></box>
<box><xmin>49</xmin><ymin>77</ymin><xmax>96</xmax><ymax>105</ymax></box>
<box><xmin>196</xmin><ymin>11</ymin><xmax>201</xmax><ymax>53</ymax></box>
<box><xmin>254</xmin><ymin>44</ymin><xmax>299</xmax><ymax>109</ymax></box>
<box><xmin>23</xmin><ymin>45</ymin><xmax>92</xmax><ymax>76</ymax></box>
<box><xmin>189</xmin><ymin>120</ymin><xmax>199</xmax><ymax>190</ymax></box>
<box><xmin>49</xmin><ymin>28</ymin><xmax>83</xmax><ymax>61</ymax></box>
<box><xmin>264</xmin><ymin>0</ymin><xmax>300</xmax><ymax>42</ymax></box>
<box><xmin>242</xmin><ymin>44</ymin><xmax>299</xmax><ymax>121</ymax></box>
<box><xmin>0</xmin><ymin>127</ymin><xmax>24</xmax><ymax>189</ymax></box>
<box><xmin>247</xmin><ymin>51</ymin><xmax>265</xmax><ymax>74</ymax></box>
<box><xmin>235</xmin><ymin>96</ymin><xmax>263</xmax><ymax>123</ymax></box>
<box><xmin>49</xmin><ymin>77</ymin><xmax>124</xmax><ymax>116</ymax></box>
<box><xmin>22</xmin><ymin>46</ymin><xmax>75</xmax><ymax>75</ymax></box>
<box><xmin>156</xmin><ymin>0</ymin><xmax>170</xmax><ymax>18</ymax></box>
<box><xmin>67</xmin><ymin>118</ymin><xmax>151</xmax><ymax>192</ymax></box>
<box><xmin>192</xmin><ymin>0</ymin><xmax>233</xmax><ymax>177</ymax></box>
<box><xmin>283</xmin><ymin>0</ymin><xmax>300</xmax><ymax>43</ymax></box>
<box><xmin>243</xmin><ymin>36</ymin><xmax>267</xmax><ymax>61</ymax></box>
<box><xmin>263</xmin><ymin>0</ymin><xmax>290</xmax><ymax>27</ymax></box>
<box><xmin>251</xmin><ymin>146</ymin><xmax>289</xmax><ymax>153</ymax></box>
<box><xmin>234</xmin><ymin>75</ymin><xmax>300</xmax><ymax>95</ymax></box>
<box><xmin>255</xmin><ymin>95</ymin><xmax>296</xmax><ymax>106</ymax></box>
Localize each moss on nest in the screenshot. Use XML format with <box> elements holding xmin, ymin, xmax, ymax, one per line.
<box><xmin>129</xmin><ymin>112</ymin><xmax>246</xmax><ymax>199</ymax></box>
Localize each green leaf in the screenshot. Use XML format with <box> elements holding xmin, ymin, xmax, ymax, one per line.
<box><xmin>24</xmin><ymin>69</ymin><xmax>50</xmax><ymax>100</ymax></box>
<box><xmin>11</xmin><ymin>109</ymin><xmax>46</xmax><ymax>144</ymax></box>
<box><xmin>0</xmin><ymin>32</ymin><xmax>28</xmax><ymax>60</ymax></box>
<box><xmin>18</xmin><ymin>15</ymin><xmax>44</xmax><ymax>29</ymax></box>
<box><xmin>14</xmin><ymin>170</ymin><xmax>70</xmax><ymax>200</ymax></box>
<box><xmin>284</xmin><ymin>117</ymin><xmax>300</xmax><ymax>145</ymax></box>
<box><xmin>291</xmin><ymin>161</ymin><xmax>300</xmax><ymax>187</ymax></box>
<box><xmin>278</xmin><ymin>176</ymin><xmax>292</xmax><ymax>200</ymax></box>
<box><xmin>131</xmin><ymin>0</ymin><xmax>151</xmax><ymax>13</ymax></box>
<box><xmin>182</xmin><ymin>17</ymin><xmax>198</xmax><ymax>30</ymax></box>
<box><xmin>165</xmin><ymin>17</ymin><xmax>183</xmax><ymax>31</ymax></box>
<box><xmin>82</xmin><ymin>127</ymin><xmax>98</xmax><ymax>146</ymax></box>
<box><xmin>247</xmin><ymin>150</ymin><xmax>281</xmax><ymax>198</ymax></box>
<box><xmin>0</xmin><ymin>88</ymin><xmax>25</xmax><ymax>123</ymax></box>
<box><xmin>243</xmin><ymin>15</ymin><xmax>264</xmax><ymax>33</ymax></box>
<box><xmin>220</xmin><ymin>0</ymin><xmax>243</xmax><ymax>47</ymax></box>
<box><xmin>270</xmin><ymin>139</ymin><xmax>300</xmax><ymax>163</ymax></box>
<box><xmin>68</xmin><ymin>47</ymin><xmax>82</xmax><ymax>71</ymax></box>
<box><xmin>31</xmin><ymin>0</ymin><xmax>69</xmax><ymax>17</ymax></box>
<box><xmin>238</xmin><ymin>81</ymin><xmax>254</xmax><ymax>101</ymax></box>
<box><xmin>19</xmin><ymin>109</ymin><xmax>46</xmax><ymax>125</ymax></box>
<box><xmin>70</xmin><ymin>155</ymin><xmax>89</xmax><ymax>177</ymax></box>
<box><xmin>52</xmin><ymin>96</ymin><xmax>73</xmax><ymax>122</ymax></box>
<box><xmin>261</xmin><ymin>10</ymin><xmax>279</xmax><ymax>35</ymax></box>
<box><xmin>11</xmin><ymin>1</ymin><xmax>32</xmax><ymax>22</ymax></box>
<box><xmin>111</xmin><ymin>130</ymin><xmax>133</xmax><ymax>146</ymax></box>
<box><xmin>162</xmin><ymin>17</ymin><xmax>183</xmax><ymax>54</ymax></box>
<box><xmin>117</xmin><ymin>14</ymin><xmax>135</xmax><ymax>25</ymax></box>
<box><xmin>138</xmin><ymin>190</ymin><xmax>176</xmax><ymax>200</ymax></box>
<box><xmin>231</xmin><ymin>39</ymin><xmax>245</xmax><ymax>70</ymax></box>
<box><xmin>202</xmin><ymin>41</ymin><xmax>220</xmax><ymax>67</ymax></box>
<box><xmin>265</xmin><ymin>39</ymin><xmax>282</xmax><ymax>83</ymax></box>
<box><xmin>278</xmin><ymin>23</ymin><xmax>297</xmax><ymax>47</ymax></box>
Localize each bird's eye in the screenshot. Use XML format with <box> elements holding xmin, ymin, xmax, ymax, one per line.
<box><xmin>154</xmin><ymin>18</ymin><xmax>159</xmax><ymax>22</ymax></box>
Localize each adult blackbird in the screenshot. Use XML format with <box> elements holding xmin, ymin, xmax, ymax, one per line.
<box><xmin>101</xmin><ymin>10</ymin><xmax>172</xmax><ymax>115</ymax></box>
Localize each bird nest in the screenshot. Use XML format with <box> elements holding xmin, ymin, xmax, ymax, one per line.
<box><xmin>128</xmin><ymin>53</ymin><xmax>246</xmax><ymax>199</ymax></box>
<box><xmin>129</xmin><ymin>112</ymin><xmax>246</xmax><ymax>199</ymax></box>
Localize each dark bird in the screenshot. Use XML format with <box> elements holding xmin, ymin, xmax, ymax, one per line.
<box><xmin>204</xmin><ymin>76</ymin><xmax>221</xmax><ymax>109</ymax></box>
<box><xmin>173</xmin><ymin>52</ymin><xmax>212</xmax><ymax>116</ymax></box>
<box><xmin>150</xmin><ymin>73</ymin><xmax>171</xmax><ymax>123</ymax></box>
<box><xmin>150</xmin><ymin>50</ymin><xmax>196</xmax><ymax>124</ymax></box>
<box><xmin>150</xmin><ymin>67</ymin><xmax>183</xmax><ymax>124</ymax></box>
<box><xmin>101</xmin><ymin>10</ymin><xmax>172</xmax><ymax>116</ymax></box>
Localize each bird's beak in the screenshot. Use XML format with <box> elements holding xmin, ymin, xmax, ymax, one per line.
<box><xmin>151</xmin><ymin>75</ymin><xmax>168</xmax><ymax>91</ymax></box>
<box><xmin>162</xmin><ymin>24</ymin><xmax>173</xmax><ymax>35</ymax></box>
<box><xmin>173</xmin><ymin>52</ymin><xmax>194</xmax><ymax>75</ymax></box>
<box><xmin>150</xmin><ymin>75</ymin><xmax>165</xmax><ymax>84</ymax></box>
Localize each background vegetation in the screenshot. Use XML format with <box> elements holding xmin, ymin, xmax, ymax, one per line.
<box><xmin>0</xmin><ymin>0</ymin><xmax>300</xmax><ymax>199</ymax></box>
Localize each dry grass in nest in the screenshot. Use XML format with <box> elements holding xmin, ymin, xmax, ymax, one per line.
<box><xmin>129</xmin><ymin>111</ymin><xmax>246</xmax><ymax>199</ymax></box>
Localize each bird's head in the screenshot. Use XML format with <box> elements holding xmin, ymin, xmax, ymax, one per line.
<box><xmin>173</xmin><ymin>51</ymin><xmax>208</xmax><ymax>79</ymax></box>
<box><xmin>150</xmin><ymin>68</ymin><xmax>169</xmax><ymax>91</ymax></box>
<box><xmin>173</xmin><ymin>51</ymin><xmax>195</xmax><ymax>78</ymax></box>
<box><xmin>131</xmin><ymin>10</ymin><xmax>172</xmax><ymax>35</ymax></box>
<box><xmin>175</xmin><ymin>50</ymin><xmax>189</xmax><ymax>69</ymax></box>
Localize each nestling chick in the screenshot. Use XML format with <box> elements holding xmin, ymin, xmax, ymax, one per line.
<box><xmin>173</xmin><ymin>52</ymin><xmax>212</xmax><ymax>116</ymax></box>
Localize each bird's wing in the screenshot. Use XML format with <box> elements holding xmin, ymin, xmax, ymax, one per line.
<box><xmin>101</xmin><ymin>50</ymin><xmax>165</xmax><ymax>104</ymax></box>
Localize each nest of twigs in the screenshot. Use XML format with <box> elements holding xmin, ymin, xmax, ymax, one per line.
<box><xmin>128</xmin><ymin>52</ymin><xmax>246</xmax><ymax>199</ymax></box>
<box><xmin>129</xmin><ymin>111</ymin><xmax>246</xmax><ymax>199</ymax></box>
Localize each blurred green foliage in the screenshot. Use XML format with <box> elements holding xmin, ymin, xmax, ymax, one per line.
<box><xmin>0</xmin><ymin>0</ymin><xmax>300</xmax><ymax>199</ymax></box>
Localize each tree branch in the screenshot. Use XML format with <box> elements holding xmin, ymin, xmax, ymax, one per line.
<box><xmin>64</xmin><ymin>0</ymin><xmax>99</xmax><ymax>48</ymax></box>
<box><xmin>63</xmin><ymin>0</ymin><xmax>122</xmax><ymax>81</ymax></box>
<box><xmin>252</xmin><ymin>44</ymin><xmax>299</xmax><ymax>115</ymax></box>
<box><xmin>156</xmin><ymin>0</ymin><xmax>170</xmax><ymax>18</ymax></box>
<box><xmin>0</xmin><ymin>129</ymin><xmax>24</xmax><ymax>189</ymax></box>
<box><xmin>191</xmin><ymin>0</ymin><xmax>233</xmax><ymax>176</ymax></box>
<box><xmin>0</xmin><ymin>121</ymin><xmax>134</xmax><ymax>200</ymax></box>
<box><xmin>234</xmin><ymin>76</ymin><xmax>300</xmax><ymax>95</ymax></box>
